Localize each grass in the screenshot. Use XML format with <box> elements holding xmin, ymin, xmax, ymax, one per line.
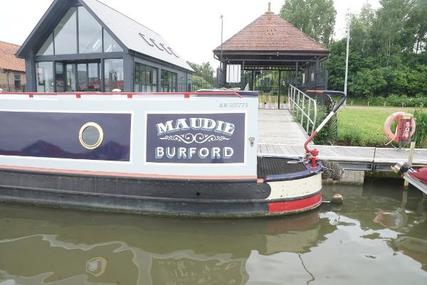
<box><xmin>337</xmin><ymin>106</ymin><xmax>426</xmax><ymax>147</ymax></box>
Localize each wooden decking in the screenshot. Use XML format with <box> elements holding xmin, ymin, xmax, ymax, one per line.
<box><xmin>257</xmin><ymin>108</ymin><xmax>427</xmax><ymax>171</ymax></box>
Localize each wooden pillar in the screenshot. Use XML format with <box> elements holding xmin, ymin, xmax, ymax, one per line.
<box><xmin>295</xmin><ymin>61</ymin><xmax>299</xmax><ymax>86</ymax></box>
<box><xmin>221</xmin><ymin>62</ymin><xmax>227</xmax><ymax>87</ymax></box>
<box><xmin>278</xmin><ymin>70</ymin><xmax>281</xmax><ymax>109</ymax></box>
<box><xmin>251</xmin><ymin>70</ymin><xmax>256</xmax><ymax>91</ymax></box>
<box><xmin>315</xmin><ymin>57</ymin><xmax>320</xmax><ymax>89</ymax></box>
<box><xmin>241</xmin><ymin>61</ymin><xmax>245</xmax><ymax>89</ymax></box>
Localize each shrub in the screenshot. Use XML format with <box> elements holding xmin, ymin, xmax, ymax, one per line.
<box><xmin>367</xmin><ymin>96</ymin><xmax>386</xmax><ymax>106</ymax></box>
<box><xmin>414</xmin><ymin>109</ymin><xmax>427</xmax><ymax>147</ymax></box>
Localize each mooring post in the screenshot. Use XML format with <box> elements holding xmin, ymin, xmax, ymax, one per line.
<box><xmin>404</xmin><ymin>141</ymin><xmax>416</xmax><ymax>189</ymax></box>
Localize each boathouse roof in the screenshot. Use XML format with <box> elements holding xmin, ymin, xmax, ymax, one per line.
<box><xmin>17</xmin><ymin>0</ymin><xmax>193</xmax><ymax>72</ymax></box>
<box><xmin>0</xmin><ymin>41</ymin><xmax>25</xmax><ymax>72</ymax></box>
<box><xmin>214</xmin><ymin>11</ymin><xmax>328</xmax><ymax>55</ymax></box>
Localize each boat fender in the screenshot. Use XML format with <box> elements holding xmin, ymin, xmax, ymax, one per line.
<box><xmin>411</xmin><ymin>168</ymin><xmax>427</xmax><ymax>184</ymax></box>
<box><xmin>384</xmin><ymin>112</ymin><xmax>416</xmax><ymax>144</ymax></box>
<box><xmin>331</xmin><ymin>193</ymin><xmax>344</xmax><ymax>205</ymax></box>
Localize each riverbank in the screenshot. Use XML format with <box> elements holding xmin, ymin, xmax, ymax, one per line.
<box><xmin>337</xmin><ymin>106</ymin><xmax>427</xmax><ymax>148</ymax></box>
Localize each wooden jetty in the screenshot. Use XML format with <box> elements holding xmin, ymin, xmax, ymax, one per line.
<box><xmin>257</xmin><ymin>108</ymin><xmax>427</xmax><ymax>172</ymax></box>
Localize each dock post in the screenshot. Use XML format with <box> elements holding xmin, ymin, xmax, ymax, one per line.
<box><xmin>404</xmin><ymin>141</ymin><xmax>416</xmax><ymax>189</ymax></box>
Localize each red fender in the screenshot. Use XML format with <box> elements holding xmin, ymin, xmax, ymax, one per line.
<box><xmin>410</xmin><ymin>168</ymin><xmax>427</xmax><ymax>184</ymax></box>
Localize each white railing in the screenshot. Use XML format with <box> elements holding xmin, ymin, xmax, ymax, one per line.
<box><xmin>288</xmin><ymin>85</ymin><xmax>317</xmax><ymax>134</ymax></box>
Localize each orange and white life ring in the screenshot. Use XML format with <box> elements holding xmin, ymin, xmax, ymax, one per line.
<box><xmin>384</xmin><ymin>112</ymin><xmax>416</xmax><ymax>143</ymax></box>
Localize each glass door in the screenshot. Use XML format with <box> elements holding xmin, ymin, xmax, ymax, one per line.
<box><xmin>58</xmin><ymin>62</ymin><xmax>100</xmax><ymax>92</ymax></box>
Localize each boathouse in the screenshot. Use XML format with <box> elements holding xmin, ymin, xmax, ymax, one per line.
<box><xmin>17</xmin><ymin>0</ymin><xmax>193</xmax><ymax>93</ymax></box>
<box><xmin>214</xmin><ymin>6</ymin><xmax>329</xmax><ymax>94</ymax></box>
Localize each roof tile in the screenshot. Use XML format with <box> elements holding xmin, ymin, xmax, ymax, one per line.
<box><xmin>214</xmin><ymin>12</ymin><xmax>328</xmax><ymax>53</ymax></box>
<box><xmin>0</xmin><ymin>41</ymin><xmax>25</xmax><ymax>72</ymax></box>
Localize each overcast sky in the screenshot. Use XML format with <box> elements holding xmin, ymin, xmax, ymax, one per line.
<box><xmin>0</xmin><ymin>0</ymin><xmax>380</xmax><ymax>68</ymax></box>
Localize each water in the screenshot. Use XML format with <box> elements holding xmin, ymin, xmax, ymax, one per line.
<box><xmin>0</xmin><ymin>179</ymin><xmax>426</xmax><ymax>285</ymax></box>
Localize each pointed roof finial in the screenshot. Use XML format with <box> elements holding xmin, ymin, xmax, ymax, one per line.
<box><xmin>268</xmin><ymin>2</ymin><xmax>271</xmax><ymax>12</ymax></box>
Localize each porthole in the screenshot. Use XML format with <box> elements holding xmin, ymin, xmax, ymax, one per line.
<box><xmin>79</xmin><ymin>122</ymin><xmax>104</xmax><ymax>150</ymax></box>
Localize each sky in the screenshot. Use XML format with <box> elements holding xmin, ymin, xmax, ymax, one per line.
<box><xmin>0</xmin><ymin>0</ymin><xmax>380</xmax><ymax>68</ymax></box>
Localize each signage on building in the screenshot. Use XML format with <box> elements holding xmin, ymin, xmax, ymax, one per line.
<box><xmin>146</xmin><ymin>113</ymin><xmax>245</xmax><ymax>163</ymax></box>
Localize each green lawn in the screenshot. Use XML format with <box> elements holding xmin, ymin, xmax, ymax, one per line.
<box><xmin>337</xmin><ymin>106</ymin><xmax>425</xmax><ymax>147</ymax></box>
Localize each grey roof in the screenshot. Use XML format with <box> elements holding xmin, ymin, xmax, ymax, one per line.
<box><xmin>82</xmin><ymin>0</ymin><xmax>193</xmax><ymax>72</ymax></box>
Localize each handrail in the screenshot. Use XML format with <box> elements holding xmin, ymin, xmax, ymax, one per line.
<box><xmin>287</xmin><ymin>85</ymin><xmax>317</xmax><ymax>134</ymax></box>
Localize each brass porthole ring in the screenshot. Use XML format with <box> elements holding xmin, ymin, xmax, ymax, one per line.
<box><xmin>79</xmin><ymin>122</ymin><xmax>104</xmax><ymax>150</ymax></box>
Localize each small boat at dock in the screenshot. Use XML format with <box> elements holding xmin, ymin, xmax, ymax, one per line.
<box><xmin>392</xmin><ymin>163</ymin><xmax>427</xmax><ymax>194</ymax></box>
<box><xmin>0</xmin><ymin>90</ymin><xmax>344</xmax><ymax>217</ymax></box>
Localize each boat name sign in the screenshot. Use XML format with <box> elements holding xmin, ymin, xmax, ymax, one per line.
<box><xmin>146</xmin><ymin>113</ymin><xmax>245</xmax><ymax>163</ymax></box>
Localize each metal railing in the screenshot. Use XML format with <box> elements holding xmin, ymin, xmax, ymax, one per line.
<box><xmin>288</xmin><ymin>84</ymin><xmax>317</xmax><ymax>134</ymax></box>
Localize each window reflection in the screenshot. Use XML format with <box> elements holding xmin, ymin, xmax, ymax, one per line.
<box><xmin>104</xmin><ymin>59</ymin><xmax>124</xmax><ymax>91</ymax></box>
<box><xmin>78</xmin><ymin>7</ymin><xmax>102</xmax><ymax>54</ymax></box>
<box><xmin>55</xmin><ymin>63</ymin><xmax>65</xmax><ymax>92</ymax></box>
<box><xmin>36</xmin><ymin>62</ymin><xmax>54</xmax><ymax>92</ymax></box>
<box><xmin>104</xmin><ymin>30</ymin><xmax>123</xmax><ymax>53</ymax></box>
<box><xmin>88</xmin><ymin>63</ymin><xmax>101</xmax><ymax>91</ymax></box>
<box><xmin>37</xmin><ymin>34</ymin><xmax>54</xmax><ymax>56</ymax></box>
<box><xmin>161</xmin><ymin>70</ymin><xmax>177</xmax><ymax>92</ymax></box>
<box><xmin>134</xmin><ymin>63</ymin><xmax>157</xmax><ymax>92</ymax></box>
<box><xmin>77</xmin><ymin>64</ymin><xmax>88</xmax><ymax>91</ymax></box>
<box><xmin>66</xmin><ymin>64</ymin><xmax>76</xmax><ymax>92</ymax></box>
<box><xmin>54</xmin><ymin>8</ymin><xmax>77</xmax><ymax>54</ymax></box>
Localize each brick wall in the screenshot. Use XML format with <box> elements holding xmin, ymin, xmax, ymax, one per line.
<box><xmin>0</xmin><ymin>70</ymin><xmax>26</xmax><ymax>92</ymax></box>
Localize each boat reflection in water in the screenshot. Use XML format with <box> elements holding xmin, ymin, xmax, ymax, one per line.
<box><xmin>1</xmin><ymin>181</ymin><xmax>427</xmax><ymax>284</ymax></box>
<box><xmin>0</xmin><ymin>205</ymin><xmax>332</xmax><ymax>285</ymax></box>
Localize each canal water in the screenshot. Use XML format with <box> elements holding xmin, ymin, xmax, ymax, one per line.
<box><xmin>0</xmin><ymin>179</ymin><xmax>426</xmax><ymax>285</ymax></box>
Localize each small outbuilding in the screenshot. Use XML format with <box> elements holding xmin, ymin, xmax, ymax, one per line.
<box><xmin>214</xmin><ymin>7</ymin><xmax>329</xmax><ymax>92</ymax></box>
<box><xmin>17</xmin><ymin>0</ymin><xmax>193</xmax><ymax>93</ymax></box>
<box><xmin>0</xmin><ymin>41</ymin><xmax>26</xmax><ymax>92</ymax></box>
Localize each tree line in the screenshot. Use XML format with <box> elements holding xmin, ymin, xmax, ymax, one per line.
<box><xmin>281</xmin><ymin>0</ymin><xmax>427</xmax><ymax>99</ymax></box>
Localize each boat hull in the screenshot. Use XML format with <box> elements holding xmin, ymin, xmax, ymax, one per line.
<box><xmin>0</xmin><ymin>168</ymin><xmax>322</xmax><ymax>218</ymax></box>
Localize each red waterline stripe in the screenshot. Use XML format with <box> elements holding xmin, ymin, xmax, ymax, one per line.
<box><xmin>268</xmin><ymin>193</ymin><xmax>322</xmax><ymax>214</ymax></box>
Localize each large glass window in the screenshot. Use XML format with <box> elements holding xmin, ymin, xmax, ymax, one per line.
<box><xmin>104</xmin><ymin>59</ymin><xmax>124</xmax><ymax>91</ymax></box>
<box><xmin>77</xmin><ymin>64</ymin><xmax>88</xmax><ymax>91</ymax></box>
<box><xmin>66</xmin><ymin>64</ymin><xmax>76</xmax><ymax>91</ymax></box>
<box><xmin>88</xmin><ymin>63</ymin><xmax>101</xmax><ymax>91</ymax></box>
<box><xmin>55</xmin><ymin>63</ymin><xmax>65</xmax><ymax>92</ymax></box>
<box><xmin>161</xmin><ymin>70</ymin><xmax>177</xmax><ymax>92</ymax></box>
<box><xmin>78</xmin><ymin>7</ymin><xmax>102</xmax><ymax>53</ymax></box>
<box><xmin>54</xmin><ymin>8</ymin><xmax>77</xmax><ymax>54</ymax></box>
<box><xmin>103</xmin><ymin>30</ymin><xmax>123</xmax><ymax>53</ymax></box>
<box><xmin>134</xmin><ymin>63</ymin><xmax>157</xmax><ymax>92</ymax></box>
<box><xmin>36</xmin><ymin>7</ymin><xmax>123</xmax><ymax>56</ymax></box>
<box><xmin>37</xmin><ymin>34</ymin><xmax>54</xmax><ymax>56</ymax></box>
<box><xmin>36</xmin><ymin>62</ymin><xmax>54</xmax><ymax>92</ymax></box>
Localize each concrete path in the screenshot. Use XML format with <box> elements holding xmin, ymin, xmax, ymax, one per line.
<box><xmin>258</xmin><ymin>108</ymin><xmax>308</xmax><ymax>145</ymax></box>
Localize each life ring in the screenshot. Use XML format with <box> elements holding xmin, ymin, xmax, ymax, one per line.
<box><xmin>384</xmin><ymin>112</ymin><xmax>416</xmax><ymax>143</ymax></box>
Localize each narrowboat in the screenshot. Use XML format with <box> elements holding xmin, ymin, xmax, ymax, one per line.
<box><xmin>0</xmin><ymin>90</ymin><xmax>328</xmax><ymax>217</ymax></box>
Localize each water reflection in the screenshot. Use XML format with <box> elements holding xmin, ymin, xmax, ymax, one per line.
<box><xmin>0</xmin><ymin>179</ymin><xmax>426</xmax><ymax>284</ymax></box>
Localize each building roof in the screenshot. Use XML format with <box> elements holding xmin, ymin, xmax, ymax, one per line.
<box><xmin>82</xmin><ymin>0</ymin><xmax>192</xmax><ymax>71</ymax></box>
<box><xmin>17</xmin><ymin>0</ymin><xmax>192</xmax><ymax>72</ymax></box>
<box><xmin>214</xmin><ymin>12</ymin><xmax>328</xmax><ymax>54</ymax></box>
<box><xmin>0</xmin><ymin>41</ymin><xmax>25</xmax><ymax>72</ymax></box>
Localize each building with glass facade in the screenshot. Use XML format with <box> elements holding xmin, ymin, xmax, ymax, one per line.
<box><xmin>17</xmin><ymin>0</ymin><xmax>193</xmax><ymax>93</ymax></box>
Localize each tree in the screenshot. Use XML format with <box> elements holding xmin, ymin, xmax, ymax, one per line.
<box><xmin>371</xmin><ymin>0</ymin><xmax>414</xmax><ymax>64</ymax></box>
<box><xmin>187</xmin><ymin>62</ymin><xmax>215</xmax><ymax>85</ymax></box>
<box><xmin>406</xmin><ymin>0</ymin><xmax>427</xmax><ymax>54</ymax></box>
<box><xmin>280</xmin><ymin>0</ymin><xmax>336</xmax><ymax>46</ymax></box>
